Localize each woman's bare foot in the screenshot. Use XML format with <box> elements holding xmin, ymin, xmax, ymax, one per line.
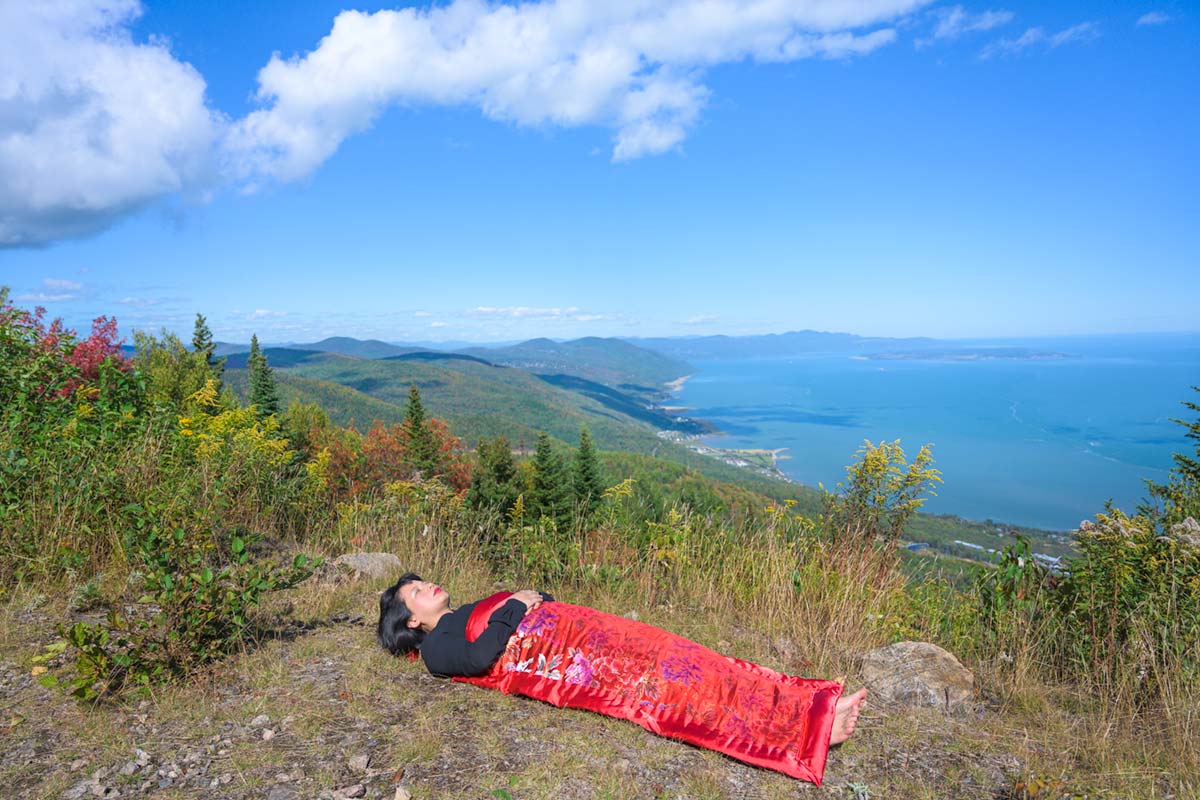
<box><xmin>830</xmin><ymin>688</ymin><xmax>867</xmax><ymax>746</ymax></box>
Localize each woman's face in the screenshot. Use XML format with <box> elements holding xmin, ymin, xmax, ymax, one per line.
<box><xmin>401</xmin><ymin>579</ymin><xmax>450</xmax><ymax>628</ymax></box>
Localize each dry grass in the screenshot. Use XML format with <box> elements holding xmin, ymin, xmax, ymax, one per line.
<box><xmin>3</xmin><ymin>492</ymin><xmax>1198</xmax><ymax>799</ymax></box>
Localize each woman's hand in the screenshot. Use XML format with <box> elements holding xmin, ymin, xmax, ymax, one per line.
<box><xmin>511</xmin><ymin>589</ymin><xmax>543</xmax><ymax>612</ymax></box>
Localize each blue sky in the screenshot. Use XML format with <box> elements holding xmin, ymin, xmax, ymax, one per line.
<box><xmin>1</xmin><ymin>0</ymin><xmax>1196</xmax><ymax>344</ymax></box>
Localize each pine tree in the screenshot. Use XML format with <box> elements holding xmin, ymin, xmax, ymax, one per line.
<box><xmin>573</xmin><ymin>426</ymin><xmax>604</xmax><ymax>517</ymax></box>
<box><xmin>247</xmin><ymin>334</ymin><xmax>280</xmax><ymax>416</ymax></box>
<box><xmin>1170</xmin><ymin>385</ymin><xmax>1200</xmax><ymax>484</ymax></box>
<box><xmin>467</xmin><ymin>435</ymin><xmax>519</xmax><ymax>513</ymax></box>
<box><xmin>529</xmin><ymin>431</ymin><xmax>572</xmax><ymax>530</ymax></box>
<box><xmin>1142</xmin><ymin>384</ymin><xmax>1200</xmax><ymax>525</ymax></box>
<box><xmin>191</xmin><ymin>313</ymin><xmax>225</xmax><ymax>387</ymax></box>
<box><xmin>402</xmin><ymin>384</ymin><xmax>439</xmax><ymax>479</ymax></box>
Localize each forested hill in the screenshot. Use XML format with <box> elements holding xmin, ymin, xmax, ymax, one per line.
<box><xmin>195</xmin><ymin>335</ymin><xmax>694</xmax><ymax>396</ymax></box>
<box><xmin>454</xmin><ymin>336</ymin><xmax>693</xmax><ymax>390</ymax></box>
<box><xmin>224</xmin><ymin>349</ymin><xmax>707</xmax><ymax>454</ymax></box>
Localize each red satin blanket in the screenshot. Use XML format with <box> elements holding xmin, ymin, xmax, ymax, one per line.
<box><xmin>452</xmin><ymin>592</ymin><xmax>842</xmax><ymax>785</ymax></box>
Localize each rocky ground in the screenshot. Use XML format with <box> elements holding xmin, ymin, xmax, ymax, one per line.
<box><xmin>0</xmin><ymin>574</ymin><xmax>1179</xmax><ymax>800</ymax></box>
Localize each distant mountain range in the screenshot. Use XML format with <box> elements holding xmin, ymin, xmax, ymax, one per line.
<box><xmin>208</xmin><ymin>329</ymin><xmax>1073</xmax><ymax>366</ymax></box>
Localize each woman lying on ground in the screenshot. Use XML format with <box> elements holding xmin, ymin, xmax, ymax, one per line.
<box><xmin>377</xmin><ymin>573</ymin><xmax>866</xmax><ymax>786</ymax></box>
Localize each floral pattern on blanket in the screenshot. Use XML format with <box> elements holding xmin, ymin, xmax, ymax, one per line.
<box><xmin>454</xmin><ymin>595</ymin><xmax>842</xmax><ymax>786</ymax></box>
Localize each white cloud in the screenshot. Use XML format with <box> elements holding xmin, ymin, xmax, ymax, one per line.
<box><xmin>919</xmin><ymin>5</ymin><xmax>1012</xmax><ymax>46</ymax></box>
<box><xmin>468</xmin><ymin>305</ymin><xmax>617</xmax><ymax>322</ymax></box>
<box><xmin>981</xmin><ymin>21</ymin><xmax>1099</xmax><ymax>58</ymax></box>
<box><xmin>682</xmin><ymin>314</ymin><xmax>718</xmax><ymax>325</ymax></box>
<box><xmin>44</xmin><ymin>278</ymin><xmax>84</xmax><ymax>291</ymax></box>
<box><xmin>16</xmin><ymin>292</ymin><xmax>76</xmax><ymax>303</ymax></box>
<box><xmin>1136</xmin><ymin>11</ymin><xmax>1171</xmax><ymax>27</ymax></box>
<box><xmin>430</xmin><ymin>321</ymin><xmax>449</xmax><ymax>328</ymax></box>
<box><xmin>0</xmin><ymin>0</ymin><xmax>223</xmax><ymax>246</ymax></box>
<box><xmin>230</xmin><ymin>308</ymin><xmax>288</xmax><ymax>321</ymax></box>
<box><xmin>226</xmin><ymin>0</ymin><xmax>927</xmax><ymax>182</ymax></box>
<box><xmin>1051</xmin><ymin>21</ymin><xmax>1101</xmax><ymax>46</ymax></box>
<box><xmin>118</xmin><ymin>296</ymin><xmax>162</xmax><ymax>308</ymax></box>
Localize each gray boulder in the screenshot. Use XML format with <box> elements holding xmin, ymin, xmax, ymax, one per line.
<box><xmin>330</xmin><ymin>552</ymin><xmax>403</xmax><ymax>582</ymax></box>
<box><xmin>859</xmin><ymin>641</ymin><xmax>975</xmax><ymax>712</ymax></box>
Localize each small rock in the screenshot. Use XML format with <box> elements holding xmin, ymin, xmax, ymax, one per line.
<box><xmin>348</xmin><ymin>754</ymin><xmax>370</xmax><ymax>772</ymax></box>
<box><xmin>335</xmin><ymin>785</ymin><xmax>366</xmax><ymax>799</ymax></box>
<box><xmin>218</xmin><ymin>772</ymin><xmax>234</xmax><ymax>785</ymax></box>
<box><xmin>262</xmin><ymin>728</ymin><xmax>276</xmax><ymax>741</ymax></box>
<box><xmin>394</xmin><ymin>787</ymin><xmax>412</xmax><ymax>800</ymax></box>
<box><xmin>63</xmin><ymin>781</ymin><xmax>92</xmax><ymax>800</ymax></box>
<box><xmin>331</xmin><ymin>552</ymin><xmax>402</xmax><ymax>582</ymax></box>
<box><xmin>266</xmin><ymin>785</ymin><xmax>299</xmax><ymax>800</ymax></box>
<box><xmin>860</xmin><ymin>640</ymin><xmax>975</xmax><ymax>713</ymax></box>
<box><xmin>69</xmin><ymin>758</ymin><xmax>88</xmax><ymax>772</ymax></box>
<box><xmin>624</xmin><ymin>610</ymin><xmax>639</xmax><ymax>621</ymax></box>
<box><xmin>249</xmin><ymin>713</ymin><xmax>271</xmax><ymax>728</ymax></box>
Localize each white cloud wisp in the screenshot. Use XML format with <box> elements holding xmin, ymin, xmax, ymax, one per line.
<box><xmin>980</xmin><ymin>20</ymin><xmax>1100</xmax><ymax>59</ymax></box>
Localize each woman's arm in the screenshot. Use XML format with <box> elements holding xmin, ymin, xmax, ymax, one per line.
<box><xmin>422</xmin><ymin>597</ymin><xmax>530</xmax><ymax>677</ymax></box>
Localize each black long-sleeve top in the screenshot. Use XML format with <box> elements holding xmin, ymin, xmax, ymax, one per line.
<box><xmin>421</xmin><ymin>592</ymin><xmax>554</xmax><ymax>678</ymax></box>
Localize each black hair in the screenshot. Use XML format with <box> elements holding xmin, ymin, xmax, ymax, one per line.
<box><xmin>377</xmin><ymin>571</ymin><xmax>426</xmax><ymax>658</ymax></box>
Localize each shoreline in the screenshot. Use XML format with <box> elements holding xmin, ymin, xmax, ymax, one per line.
<box><xmin>658</xmin><ymin>371</ymin><xmax>794</xmax><ymax>481</ymax></box>
<box><xmin>656</xmin><ymin>430</ymin><xmax>795</xmax><ymax>482</ymax></box>
<box><xmin>662</xmin><ymin>373</ymin><xmax>693</xmax><ymax>393</ymax></box>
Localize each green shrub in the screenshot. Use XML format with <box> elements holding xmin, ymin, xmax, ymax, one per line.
<box><xmin>41</xmin><ymin>517</ymin><xmax>318</xmax><ymax>701</ymax></box>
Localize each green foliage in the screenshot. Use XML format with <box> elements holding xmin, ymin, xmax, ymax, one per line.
<box><xmin>43</xmin><ymin>511</ymin><xmax>318</xmax><ymax>701</ymax></box>
<box><xmin>528</xmin><ymin>431</ymin><xmax>573</xmax><ymax>531</ymax></box>
<box><xmin>573</xmin><ymin>426</ymin><xmax>604</xmax><ymax>517</ymax></box>
<box><xmin>467</xmin><ymin>435</ymin><xmax>520</xmax><ymax>516</ymax></box>
<box><xmin>821</xmin><ymin>439</ymin><xmax>943</xmax><ymax>545</ymax></box>
<box><xmin>504</xmin><ymin>515</ymin><xmax>580</xmax><ymax>586</ymax></box>
<box><xmin>248</xmin><ymin>334</ymin><xmax>281</xmax><ymax>416</ymax></box>
<box><xmin>134</xmin><ymin>330</ymin><xmax>217</xmax><ymax>414</ymax></box>
<box><xmin>402</xmin><ymin>384</ymin><xmax>439</xmax><ymax>478</ymax></box>
<box><xmin>1054</xmin><ymin>509</ymin><xmax>1200</xmax><ymax>693</ymax></box>
<box><xmin>1142</xmin><ymin>385</ymin><xmax>1200</xmax><ymax>527</ymax></box>
<box><xmin>191</xmin><ymin>312</ymin><xmax>226</xmax><ymax>388</ymax></box>
<box><xmin>975</xmin><ymin>535</ymin><xmax>1057</xmax><ymax>659</ymax></box>
<box><xmin>643</xmin><ymin>507</ymin><xmax>691</xmax><ymax>585</ymax></box>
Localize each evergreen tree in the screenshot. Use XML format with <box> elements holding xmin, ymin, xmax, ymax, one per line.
<box><xmin>191</xmin><ymin>312</ymin><xmax>225</xmax><ymax>386</ymax></box>
<box><xmin>528</xmin><ymin>431</ymin><xmax>572</xmax><ymax>530</ymax></box>
<box><xmin>573</xmin><ymin>425</ymin><xmax>604</xmax><ymax>517</ymax></box>
<box><xmin>402</xmin><ymin>384</ymin><xmax>439</xmax><ymax>478</ymax></box>
<box><xmin>1170</xmin><ymin>385</ymin><xmax>1200</xmax><ymax>484</ymax></box>
<box><xmin>247</xmin><ymin>334</ymin><xmax>280</xmax><ymax>416</ymax></box>
<box><xmin>467</xmin><ymin>435</ymin><xmax>519</xmax><ymax>514</ymax></box>
<box><xmin>1142</xmin><ymin>384</ymin><xmax>1200</xmax><ymax>525</ymax></box>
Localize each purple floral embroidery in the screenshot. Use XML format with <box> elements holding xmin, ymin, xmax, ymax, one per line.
<box><xmin>584</xmin><ymin>628</ymin><xmax>613</xmax><ymax>650</ymax></box>
<box><xmin>563</xmin><ymin>647</ymin><xmax>594</xmax><ymax>686</ymax></box>
<box><xmin>722</xmin><ymin>713</ymin><xmax>754</xmax><ymax>741</ymax></box>
<box><xmin>660</xmin><ymin>655</ymin><xmax>702</xmax><ymax>686</ymax></box>
<box><xmin>517</xmin><ymin>608</ymin><xmax>558</xmax><ymax>637</ymax></box>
